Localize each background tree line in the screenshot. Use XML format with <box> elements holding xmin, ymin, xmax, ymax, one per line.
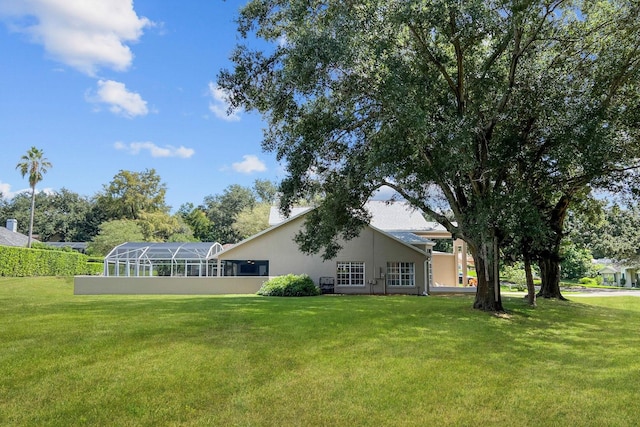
<box><xmin>0</xmin><ymin>168</ymin><xmax>279</xmax><ymax>256</ymax></box>
<box><xmin>2</xmin><ymin>165</ymin><xmax>639</xmax><ymax>278</ymax></box>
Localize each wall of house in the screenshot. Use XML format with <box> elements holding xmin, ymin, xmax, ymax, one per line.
<box><xmin>623</xmin><ymin>268</ymin><xmax>639</xmax><ymax>287</ymax></box>
<box><xmin>432</xmin><ymin>252</ymin><xmax>457</xmax><ymax>287</ymax></box>
<box><xmin>219</xmin><ymin>216</ymin><xmax>431</xmax><ymax>295</ymax></box>
<box><xmin>74</xmin><ymin>276</ymin><xmax>268</xmax><ymax>295</ymax></box>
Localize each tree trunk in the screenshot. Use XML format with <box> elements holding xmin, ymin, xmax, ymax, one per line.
<box><xmin>537</xmin><ymin>256</ymin><xmax>567</xmax><ymax>300</ymax></box>
<box><xmin>536</xmin><ymin>196</ymin><xmax>570</xmax><ymax>300</ymax></box>
<box><xmin>524</xmin><ymin>252</ymin><xmax>537</xmax><ymax>307</ymax></box>
<box><xmin>28</xmin><ymin>185</ymin><xmax>36</xmax><ymax>248</ymax></box>
<box><xmin>471</xmin><ymin>237</ymin><xmax>504</xmax><ymax>312</ymax></box>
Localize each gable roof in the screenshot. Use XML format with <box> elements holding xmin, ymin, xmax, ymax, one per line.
<box><xmin>268</xmin><ymin>207</ymin><xmax>312</xmax><ymax>226</ymax></box>
<box><xmin>598</xmin><ymin>266</ymin><xmax>620</xmax><ymax>274</ymax></box>
<box><xmin>0</xmin><ymin>226</ymin><xmax>32</xmax><ymax>247</ymax></box>
<box><xmin>221</xmin><ymin>208</ymin><xmax>431</xmax><ymax>258</ymax></box>
<box><xmin>594</xmin><ymin>259</ymin><xmax>640</xmax><ymax>272</ymax></box>
<box><xmin>223</xmin><ymin>208</ymin><xmax>311</xmax><ymax>256</ymax></box>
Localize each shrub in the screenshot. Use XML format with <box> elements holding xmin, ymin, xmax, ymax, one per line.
<box><xmin>85</xmin><ymin>262</ymin><xmax>104</xmax><ymax>275</ymax></box>
<box><xmin>0</xmin><ymin>246</ymin><xmax>91</xmax><ymax>277</ymax></box>
<box><xmin>500</xmin><ymin>263</ymin><xmax>526</xmax><ymax>286</ymax></box>
<box><xmin>579</xmin><ymin>277</ymin><xmax>597</xmax><ymax>286</ymax></box>
<box><xmin>257</xmin><ymin>274</ymin><xmax>320</xmax><ymax>297</ymax></box>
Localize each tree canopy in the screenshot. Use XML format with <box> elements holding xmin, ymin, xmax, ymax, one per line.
<box><xmin>87</xmin><ymin>220</ymin><xmax>145</xmax><ymax>256</ymax></box>
<box><xmin>0</xmin><ymin>189</ymin><xmax>92</xmax><ymax>242</ymax></box>
<box><xmin>179</xmin><ymin>180</ymin><xmax>278</xmax><ymax>244</ymax></box>
<box><xmin>95</xmin><ymin>169</ymin><xmax>168</xmax><ymax>221</ymax></box>
<box><xmin>220</xmin><ymin>0</ymin><xmax>640</xmax><ymax>311</ymax></box>
<box><xmin>1</xmin><ymin>169</ymin><xmax>279</xmax><ymax>252</ymax></box>
<box><xmin>568</xmin><ymin>202</ymin><xmax>640</xmax><ymax>265</ymax></box>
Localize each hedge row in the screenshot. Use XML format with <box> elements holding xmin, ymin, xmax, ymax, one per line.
<box><xmin>0</xmin><ymin>246</ymin><xmax>99</xmax><ymax>277</ymax></box>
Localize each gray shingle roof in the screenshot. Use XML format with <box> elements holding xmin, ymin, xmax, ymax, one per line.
<box><xmin>365</xmin><ymin>201</ymin><xmax>431</xmax><ymax>231</ymax></box>
<box><xmin>268</xmin><ymin>200</ymin><xmax>440</xmax><ymax>232</ymax></box>
<box><xmin>0</xmin><ymin>227</ymin><xmax>31</xmax><ymax>247</ymax></box>
<box><xmin>387</xmin><ymin>231</ymin><xmax>435</xmax><ymax>245</ymax></box>
<box><xmin>45</xmin><ymin>242</ymin><xmax>88</xmax><ymax>252</ymax></box>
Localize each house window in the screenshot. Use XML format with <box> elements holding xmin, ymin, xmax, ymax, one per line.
<box><xmin>222</xmin><ymin>260</ymin><xmax>269</xmax><ymax>276</ymax></box>
<box><xmin>387</xmin><ymin>262</ymin><xmax>415</xmax><ymax>287</ymax></box>
<box><xmin>336</xmin><ymin>261</ymin><xmax>365</xmax><ymax>286</ymax></box>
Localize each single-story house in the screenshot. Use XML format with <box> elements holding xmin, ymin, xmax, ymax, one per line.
<box><xmin>596</xmin><ymin>259</ymin><xmax>639</xmax><ymax>287</ymax></box>
<box><xmin>217</xmin><ymin>201</ymin><xmax>468</xmax><ymax>294</ymax></box>
<box><xmin>76</xmin><ymin>201</ymin><xmax>471</xmax><ymax>295</ymax></box>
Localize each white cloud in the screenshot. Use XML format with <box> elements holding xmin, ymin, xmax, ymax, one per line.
<box><xmin>0</xmin><ymin>181</ymin><xmax>15</xmax><ymax>198</ymax></box>
<box><xmin>232</xmin><ymin>155</ymin><xmax>267</xmax><ymax>174</ymax></box>
<box><xmin>370</xmin><ymin>185</ymin><xmax>401</xmax><ymax>201</ymax></box>
<box><xmin>114</xmin><ymin>142</ymin><xmax>195</xmax><ymax>159</ymax></box>
<box><xmin>277</xmin><ymin>34</ymin><xmax>289</xmax><ymax>47</ymax></box>
<box><xmin>0</xmin><ymin>0</ymin><xmax>152</xmax><ymax>75</ymax></box>
<box><xmin>208</xmin><ymin>82</ymin><xmax>241</xmax><ymax>122</ymax></box>
<box><xmin>89</xmin><ymin>79</ymin><xmax>148</xmax><ymax>118</ymax></box>
<box><xmin>0</xmin><ymin>182</ymin><xmax>54</xmax><ymax>199</ymax></box>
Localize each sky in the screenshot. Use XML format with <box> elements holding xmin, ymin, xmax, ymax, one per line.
<box><xmin>0</xmin><ymin>0</ymin><xmax>283</xmax><ymax>211</ymax></box>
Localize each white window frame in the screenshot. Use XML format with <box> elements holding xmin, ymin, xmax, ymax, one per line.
<box><xmin>336</xmin><ymin>261</ymin><xmax>365</xmax><ymax>286</ymax></box>
<box><xmin>386</xmin><ymin>262</ymin><xmax>415</xmax><ymax>287</ymax></box>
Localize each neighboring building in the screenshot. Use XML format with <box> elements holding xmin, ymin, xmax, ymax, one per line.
<box><xmin>0</xmin><ymin>219</ymin><xmax>34</xmax><ymax>247</ymax></box>
<box><xmin>596</xmin><ymin>259</ymin><xmax>639</xmax><ymax>287</ymax></box>
<box><xmin>45</xmin><ymin>242</ymin><xmax>89</xmax><ymax>253</ymax></box>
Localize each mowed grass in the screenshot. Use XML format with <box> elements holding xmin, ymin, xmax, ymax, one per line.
<box><xmin>1</xmin><ymin>278</ymin><xmax>640</xmax><ymax>426</ymax></box>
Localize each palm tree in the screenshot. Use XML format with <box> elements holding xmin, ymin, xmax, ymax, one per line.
<box><xmin>16</xmin><ymin>147</ymin><xmax>52</xmax><ymax>248</ymax></box>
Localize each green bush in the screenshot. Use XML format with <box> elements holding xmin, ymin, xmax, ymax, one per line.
<box><xmin>85</xmin><ymin>262</ymin><xmax>104</xmax><ymax>275</ymax></box>
<box><xmin>257</xmin><ymin>274</ymin><xmax>320</xmax><ymax>297</ymax></box>
<box><xmin>579</xmin><ymin>277</ymin><xmax>598</xmax><ymax>286</ymax></box>
<box><xmin>500</xmin><ymin>263</ymin><xmax>526</xmax><ymax>286</ymax></box>
<box><xmin>560</xmin><ymin>244</ymin><xmax>597</xmax><ymax>280</ymax></box>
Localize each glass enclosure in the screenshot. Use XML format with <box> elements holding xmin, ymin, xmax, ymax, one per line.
<box><xmin>104</xmin><ymin>242</ymin><xmax>224</xmax><ymax>277</ymax></box>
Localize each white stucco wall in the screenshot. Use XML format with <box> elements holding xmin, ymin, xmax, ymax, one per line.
<box><xmin>432</xmin><ymin>252</ymin><xmax>457</xmax><ymax>286</ymax></box>
<box><xmin>74</xmin><ymin>276</ymin><xmax>267</xmax><ymax>295</ymax></box>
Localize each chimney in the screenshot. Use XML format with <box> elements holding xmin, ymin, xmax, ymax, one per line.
<box><xmin>6</xmin><ymin>219</ymin><xmax>17</xmax><ymax>233</ymax></box>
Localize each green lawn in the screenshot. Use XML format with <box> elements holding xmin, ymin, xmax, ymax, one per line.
<box><xmin>2</xmin><ymin>277</ymin><xmax>640</xmax><ymax>426</ymax></box>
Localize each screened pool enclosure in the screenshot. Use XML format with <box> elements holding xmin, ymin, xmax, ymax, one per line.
<box><xmin>104</xmin><ymin>242</ymin><xmax>224</xmax><ymax>277</ymax></box>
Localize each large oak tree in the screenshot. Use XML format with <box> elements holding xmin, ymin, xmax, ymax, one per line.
<box><xmin>220</xmin><ymin>0</ymin><xmax>640</xmax><ymax>311</ymax></box>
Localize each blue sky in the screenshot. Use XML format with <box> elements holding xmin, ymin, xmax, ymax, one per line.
<box><xmin>0</xmin><ymin>0</ymin><xmax>282</xmax><ymax>211</ymax></box>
